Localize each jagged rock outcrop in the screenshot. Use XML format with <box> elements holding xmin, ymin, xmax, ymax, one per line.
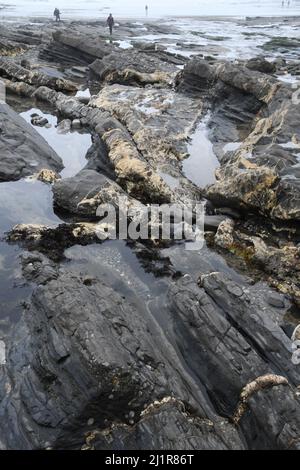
<box><xmin>90</xmin><ymin>84</ymin><xmax>202</xmax><ymax>165</ymax></box>
<box><xmin>4</xmin><ymin>78</ymin><xmax>201</xmax><ymax>204</ymax></box>
<box><xmin>0</xmin><ymin>58</ymin><xmax>78</xmax><ymax>92</ymax></box>
<box><xmin>28</xmin><ymin>84</ymin><xmax>193</xmax><ymax>204</ymax></box>
<box><xmin>52</xmin><ymin>169</ymin><xmax>149</xmax><ymax>220</ymax></box>
<box><xmin>0</xmin><ymin>23</ymin><xmax>46</xmax><ymax>46</ymax></box>
<box><xmin>0</xmin><ymin>103</ymin><xmax>63</xmax><ymax>181</ymax></box>
<box><xmin>206</xmin><ymin>164</ymin><xmax>280</xmax><ymax>216</ymax></box>
<box><xmin>213</xmin><ymin>62</ymin><xmax>280</xmax><ymax>103</ymax></box>
<box><xmin>89</xmin><ymin>49</ymin><xmax>178</xmax><ymax>87</ymax></box>
<box><xmin>90</xmin><ymin>84</ymin><xmax>203</xmax><ymax>201</ymax></box>
<box><xmin>40</xmin><ymin>28</ymin><xmax>114</xmax><ymax>65</ymax></box>
<box><xmin>79</xmin><ymin>398</ymin><xmax>245</xmax><ymax>451</ymax></box>
<box><xmin>177</xmin><ymin>58</ymin><xmax>300</xmax><ymax>222</ymax></box>
<box><xmin>176</xmin><ymin>59</ymin><xmax>216</xmax><ymax>94</ymax></box>
<box><xmin>169</xmin><ymin>274</ymin><xmax>300</xmax><ymax>449</ymax></box>
<box><xmin>1</xmin><ymin>253</ymin><xmax>299</xmax><ymax>450</ymax></box>
<box><xmin>246</xmin><ymin>57</ymin><xmax>277</xmax><ymax>74</ymax></box>
<box><xmin>7</xmin><ymin>223</ymin><xmax>101</xmax><ymax>261</ymax></box>
<box><xmin>0</xmin><ymin>38</ymin><xmax>27</xmax><ymax>56</ymax></box>
<box><xmin>0</xmin><ymin>255</ymin><xmax>243</xmax><ymax>450</ymax></box>
<box><xmin>177</xmin><ymin>58</ymin><xmax>279</xmax><ymax>102</ymax></box>
<box><xmin>22</xmin><ymin>85</ymin><xmax>180</xmax><ymax>204</ymax></box>
<box><xmin>52</xmin><ymin>169</ymin><xmax>118</xmax><ymax>217</ymax></box>
<box><xmin>213</xmin><ymin>218</ymin><xmax>300</xmax><ymax>306</ymax></box>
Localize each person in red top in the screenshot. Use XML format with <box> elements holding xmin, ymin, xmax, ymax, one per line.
<box><xmin>107</xmin><ymin>13</ymin><xmax>115</xmax><ymax>35</ymax></box>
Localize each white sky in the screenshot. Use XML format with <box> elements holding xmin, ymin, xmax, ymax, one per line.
<box><xmin>1</xmin><ymin>0</ymin><xmax>300</xmax><ymax>18</ymax></box>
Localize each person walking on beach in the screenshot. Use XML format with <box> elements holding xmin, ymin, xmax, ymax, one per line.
<box><xmin>54</xmin><ymin>7</ymin><xmax>61</xmax><ymax>22</ymax></box>
<box><xmin>107</xmin><ymin>13</ymin><xmax>115</xmax><ymax>35</ymax></box>
<box><xmin>145</xmin><ymin>5</ymin><xmax>149</xmax><ymax>17</ymax></box>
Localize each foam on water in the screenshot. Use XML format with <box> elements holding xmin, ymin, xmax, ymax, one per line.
<box><xmin>126</xmin><ymin>17</ymin><xmax>300</xmax><ymax>61</ymax></box>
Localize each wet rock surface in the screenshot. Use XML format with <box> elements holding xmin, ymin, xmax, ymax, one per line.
<box><xmin>89</xmin><ymin>49</ymin><xmax>181</xmax><ymax>87</ymax></box>
<box><xmin>177</xmin><ymin>57</ymin><xmax>300</xmax><ymax>222</ymax></box>
<box><xmin>0</xmin><ymin>103</ymin><xmax>63</xmax><ymax>181</ymax></box>
<box><xmin>246</xmin><ymin>57</ymin><xmax>277</xmax><ymax>74</ymax></box>
<box><xmin>52</xmin><ymin>169</ymin><xmax>118</xmax><ymax>217</ymax></box>
<box><xmin>0</xmin><ymin>16</ymin><xmax>300</xmax><ymax>451</ymax></box>
<box><xmin>80</xmin><ymin>398</ymin><xmax>245</xmax><ymax>451</ymax></box>
<box><xmin>40</xmin><ymin>28</ymin><xmax>115</xmax><ymax>65</ymax></box>
<box><xmin>1</xmin><ymin>252</ymin><xmax>300</xmax><ymax>450</ymax></box>
<box><xmin>0</xmin><ymin>58</ymin><xmax>78</xmax><ymax>92</ymax></box>
<box><xmin>216</xmin><ymin>219</ymin><xmax>300</xmax><ymax>306</ymax></box>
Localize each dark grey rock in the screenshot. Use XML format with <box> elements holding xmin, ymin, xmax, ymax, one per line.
<box><xmin>215</xmin><ymin>207</ymin><xmax>242</xmax><ymax>219</ymax></box>
<box><xmin>21</xmin><ymin>252</ymin><xmax>58</xmax><ymax>284</ymax></box>
<box><xmin>239</xmin><ymin>384</ymin><xmax>300</xmax><ymax>450</ymax></box>
<box><xmin>176</xmin><ymin>59</ymin><xmax>215</xmax><ymax>94</ymax></box>
<box><xmin>169</xmin><ymin>274</ymin><xmax>268</xmax><ymax>417</ymax></box>
<box><xmin>200</xmin><ymin>273</ymin><xmax>300</xmax><ymax>384</ymax></box>
<box><xmin>204</xmin><ymin>215</ymin><xmax>228</xmax><ymax>232</ymax></box>
<box><xmin>52</xmin><ymin>169</ymin><xmax>116</xmax><ymax>217</ymax></box>
<box><xmin>177</xmin><ymin>59</ymin><xmax>300</xmax><ymax>222</ymax></box>
<box><xmin>267</xmin><ymin>293</ymin><xmax>286</xmax><ymax>309</ymax></box>
<box><xmin>0</xmin><ymin>58</ymin><xmax>78</xmax><ymax>92</ymax></box>
<box><xmin>246</xmin><ymin>57</ymin><xmax>276</xmax><ymax>74</ymax></box>
<box><xmin>84</xmin><ymin>136</ymin><xmax>115</xmax><ymax>179</ymax></box>
<box><xmin>81</xmin><ymin>400</ymin><xmax>245</xmax><ymax>451</ymax></box>
<box><xmin>31</xmin><ymin>115</ymin><xmax>49</xmax><ymax>127</ymax></box>
<box><xmin>40</xmin><ymin>28</ymin><xmax>114</xmax><ymax>65</ymax></box>
<box><xmin>0</xmin><ymin>256</ymin><xmax>242</xmax><ymax>450</ymax></box>
<box><xmin>0</xmin><ymin>103</ymin><xmax>63</xmax><ymax>182</ymax></box>
<box><xmin>169</xmin><ymin>273</ymin><xmax>300</xmax><ymax>449</ymax></box>
<box><xmin>89</xmin><ymin>49</ymin><xmax>179</xmax><ymax>86</ymax></box>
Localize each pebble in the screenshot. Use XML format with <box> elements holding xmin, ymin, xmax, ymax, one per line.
<box><xmin>267</xmin><ymin>293</ymin><xmax>285</xmax><ymax>309</ymax></box>
<box><xmin>72</xmin><ymin>119</ymin><xmax>81</xmax><ymax>129</ymax></box>
<box><xmin>31</xmin><ymin>116</ymin><xmax>49</xmax><ymax>127</ymax></box>
<box><xmin>226</xmin><ymin>283</ymin><xmax>244</xmax><ymax>298</ymax></box>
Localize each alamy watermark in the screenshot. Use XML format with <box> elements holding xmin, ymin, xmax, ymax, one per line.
<box><xmin>292</xmin><ymin>80</ymin><xmax>300</xmax><ymax>105</ymax></box>
<box><xmin>292</xmin><ymin>325</ymin><xmax>300</xmax><ymax>366</ymax></box>
<box><xmin>0</xmin><ymin>80</ymin><xmax>6</xmax><ymax>104</ymax></box>
<box><xmin>94</xmin><ymin>197</ymin><xmax>205</xmax><ymax>251</ymax></box>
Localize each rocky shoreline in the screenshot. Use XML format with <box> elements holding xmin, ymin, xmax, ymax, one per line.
<box><xmin>0</xmin><ymin>16</ymin><xmax>299</xmax><ymax>450</ymax></box>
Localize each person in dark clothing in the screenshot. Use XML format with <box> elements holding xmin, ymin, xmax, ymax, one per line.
<box><xmin>107</xmin><ymin>13</ymin><xmax>114</xmax><ymax>35</ymax></box>
<box><xmin>54</xmin><ymin>8</ymin><xmax>61</xmax><ymax>22</ymax></box>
